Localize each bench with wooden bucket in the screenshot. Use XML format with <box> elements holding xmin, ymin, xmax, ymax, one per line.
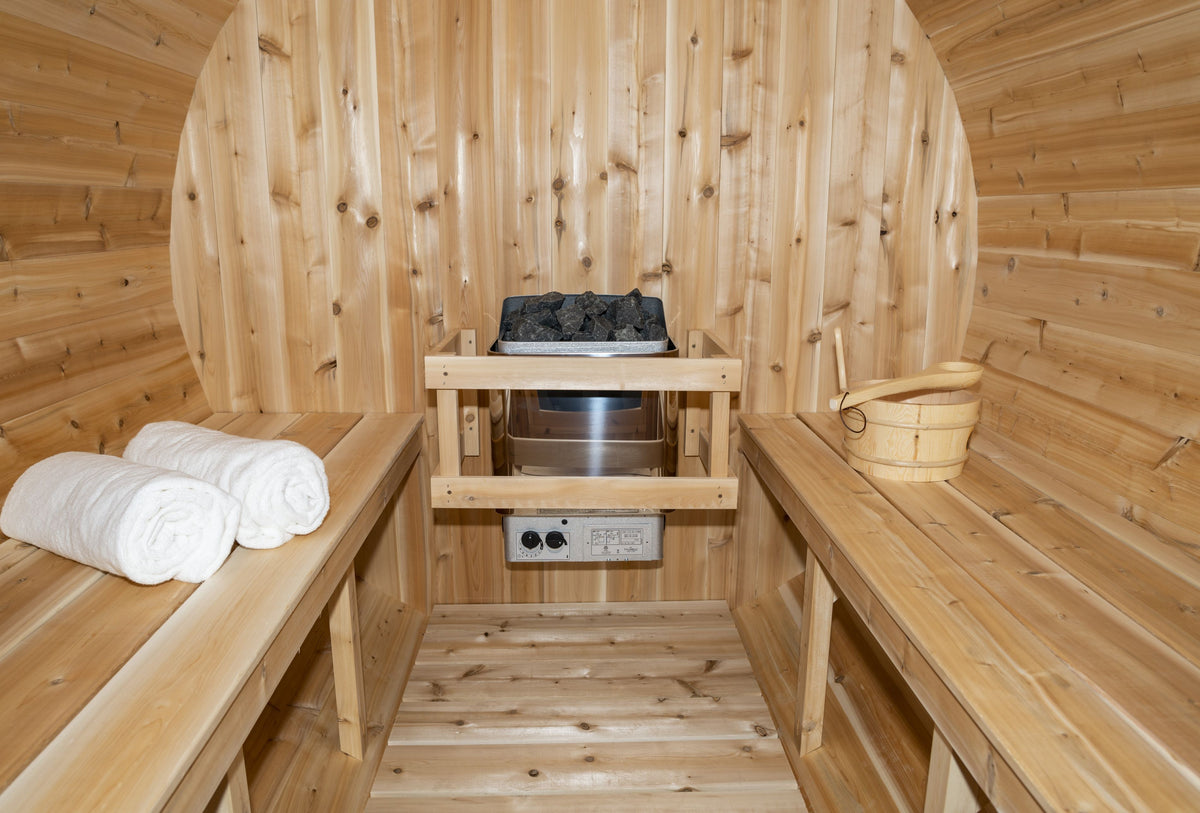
<box><xmin>829</xmin><ymin>361</ymin><xmax>984</xmax><ymax>483</ymax></box>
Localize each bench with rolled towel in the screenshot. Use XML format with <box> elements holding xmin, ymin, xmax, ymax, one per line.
<box><xmin>0</xmin><ymin>420</ymin><xmax>334</xmax><ymax>586</ymax></box>
<box><xmin>0</xmin><ymin>452</ymin><xmax>241</xmax><ymax>585</ymax></box>
<box><xmin>0</xmin><ymin>412</ymin><xmax>428</xmax><ymax>812</ymax></box>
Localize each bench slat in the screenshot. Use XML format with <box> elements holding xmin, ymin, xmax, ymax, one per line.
<box><xmin>741</xmin><ymin>413</ymin><xmax>1200</xmax><ymax>811</ymax></box>
<box><xmin>0</xmin><ymin>573</ymin><xmax>193</xmax><ymax>787</ymax></box>
<box><xmin>0</xmin><ymin>412</ymin><xmax>422</xmax><ymax>810</ymax></box>
<box><xmin>0</xmin><ymin>548</ymin><xmax>103</xmax><ymax>661</ymax></box>
<box><xmin>951</xmin><ymin>444</ymin><xmax>1200</xmax><ymax>669</ymax></box>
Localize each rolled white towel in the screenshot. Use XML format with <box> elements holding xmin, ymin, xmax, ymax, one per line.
<box><xmin>0</xmin><ymin>452</ymin><xmax>241</xmax><ymax>585</ymax></box>
<box><xmin>123</xmin><ymin>421</ymin><xmax>330</xmax><ymax>549</ymax></box>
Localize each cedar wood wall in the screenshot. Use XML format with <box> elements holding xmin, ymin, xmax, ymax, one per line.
<box><xmin>1</xmin><ymin>0</ymin><xmax>1197</xmax><ymax>605</ymax></box>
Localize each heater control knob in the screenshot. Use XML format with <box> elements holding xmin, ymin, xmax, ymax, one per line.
<box><xmin>521</xmin><ymin>531</ymin><xmax>542</xmax><ymax>550</ymax></box>
<box><xmin>545</xmin><ymin>531</ymin><xmax>567</xmax><ymax>550</ymax></box>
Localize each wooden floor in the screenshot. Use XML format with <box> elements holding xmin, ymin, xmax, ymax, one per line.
<box><xmin>367</xmin><ymin>601</ymin><xmax>804</xmax><ymax>811</ymax></box>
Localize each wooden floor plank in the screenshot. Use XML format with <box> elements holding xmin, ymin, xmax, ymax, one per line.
<box><xmin>374</xmin><ymin>600</ymin><xmax>801</xmax><ymax>809</ymax></box>
<box><xmin>365</xmin><ymin>788</ymin><xmax>809</xmax><ymax>812</ymax></box>
<box><xmin>389</xmin><ymin>695</ymin><xmax>778</xmax><ymax>745</ymax></box>
<box><xmin>374</xmin><ymin>739</ymin><xmax>795</xmax><ymax>796</ymax></box>
<box><xmin>407</xmin><ymin>653</ymin><xmax>756</xmax><ymax>682</ymax></box>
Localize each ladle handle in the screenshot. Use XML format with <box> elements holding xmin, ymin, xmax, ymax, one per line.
<box><xmin>830</xmin><ymin>362</ymin><xmax>983</xmax><ymax>410</ymax></box>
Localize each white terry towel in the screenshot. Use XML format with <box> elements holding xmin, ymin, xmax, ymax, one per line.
<box><xmin>0</xmin><ymin>452</ymin><xmax>241</xmax><ymax>585</ymax></box>
<box><xmin>123</xmin><ymin>421</ymin><xmax>330</xmax><ymax>549</ymax></box>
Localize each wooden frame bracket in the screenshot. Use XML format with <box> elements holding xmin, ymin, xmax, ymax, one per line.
<box><xmin>425</xmin><ymin>328</ymin><xmax>741</xmax><ymax>510</ymax></box>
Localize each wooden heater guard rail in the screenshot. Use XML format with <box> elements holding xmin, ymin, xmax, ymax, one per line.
<box><xmin>425</xmin><ymin>329</ymin><xmax>740</xmax><ymax>511</ymax></box>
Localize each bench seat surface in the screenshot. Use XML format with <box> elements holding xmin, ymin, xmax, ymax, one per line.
<box><xmin>0</xmin><ymin>411</ymin><xmax>422</xmax><ymax>810</ymax></box>
<box><xmin>740</xmin><ymin>412</ymin><xmax>1200</xmax><ymax>811</ymax></box>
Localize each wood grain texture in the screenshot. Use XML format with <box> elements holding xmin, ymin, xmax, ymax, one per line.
<box><xmin>0</xmin><ymin>413</ymin><xmax>424</xmax><ymax>811</ymax></box>
<box><xmin>744</xmin><ymin>412</ymin><xmax>1200</xmax><ymax>811</ymax></box>
<box><xmin>373</xmin><ymin>601</ymin><xmax>801</xmax><ymax>808</ymax></box>
<box><xmin>168</xmin><ymin>0</ymin><xmax>974</xmax><ymax>604</ymax></box>
<box><xmin>896</xmin><ymin>0</ymin><xmax>1200</xmax><ymax>604</ymax></box>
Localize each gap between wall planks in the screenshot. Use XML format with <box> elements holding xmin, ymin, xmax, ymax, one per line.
<box><xmin>169</xmin><ymin>0</ymin><xmax>974</xmax><ymax>605</ymax></box>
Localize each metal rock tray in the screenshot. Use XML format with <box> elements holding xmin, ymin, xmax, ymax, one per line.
<box><xmin>491</xmin><ymin>293</ymin><xmax>675</xmax><ymax>357</ymax></box>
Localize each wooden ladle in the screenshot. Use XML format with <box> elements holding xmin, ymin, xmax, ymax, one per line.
<box><xmin>829</xmin><ymin>361</ymin><xmax>983</xmax><ymax>410</ymax></box>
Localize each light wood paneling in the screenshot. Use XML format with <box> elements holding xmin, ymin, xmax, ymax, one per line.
<box><xmin>172</xmin><ymin>0</ymin><xmax>974</xmax><ymax>605</ymax></box>
<box><xmin>0</xmin><ymin>3</ymin><xmax>224</xmax><ymax>504</ymax></box>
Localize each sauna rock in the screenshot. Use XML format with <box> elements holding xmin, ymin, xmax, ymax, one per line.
<box><xmin>500</xmin><ymin>289</ymin><xmax>665</xmax><ymax>343</ymax></box>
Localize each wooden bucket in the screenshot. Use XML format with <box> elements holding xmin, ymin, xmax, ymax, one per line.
<box><xmin>840</xmin><ymin>388</ymin><xmax>980</xmax><ymax>482</ymax></box>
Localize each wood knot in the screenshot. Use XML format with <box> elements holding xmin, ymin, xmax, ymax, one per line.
<box><xmin>807</xmin><ymin>330</ymin><xmax>822</xmax><ymax>344</ymax></box>
<box><xmin>365</xmin><ymin>215</ymin><xmax>380</xmax><ymax>229</ymax></box>
<box><xmin>336</xmin><ymin>201</ymin><xmax>348</xmax><ymax>213</ymax></box>
<box><xmin>581</xmin><ymin>256</ymin><xmax>592</xmax><ymax>269</ymax></box>
<box><xmin>187</xmin><ymin>191</ymin><xmax>196</xmax><ymax>201</ymax></box>
<box><xmin>332</xmin><ymin>301</ymin><xmax>342</xmax><ymax>316</ymax></box>
<box><xmin>702</xmin><ymin>185</ymin><xmax>714</xmax><ymax>198</ymax></box>
<box><xmin>677</xmin><ymin>128</ymin><xmax>688</xmax><ymax>138</ymax></box>
<box><xmin>552</xmin><ymin>177</ymin><xmax>565</xmax><ymax>191</ymax></box>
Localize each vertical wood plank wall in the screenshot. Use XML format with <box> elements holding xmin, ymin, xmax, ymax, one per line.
<box><xmin>171</xmin><ymin>0</ymin><xmax>975</xmax><ymax>605</ymax></box>
<box><xmin>0</xmin><ymin>2</ymin><xmax>230</xmax><ymax>501</ymax></box>
<box><xmin>908</xmin><ymin>0</ymin><xmax>1200</xmax><ymax>557</ymax></box>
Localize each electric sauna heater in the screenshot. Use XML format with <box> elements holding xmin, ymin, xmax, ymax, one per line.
<box><xmin>492</xmin><ymin>292</ymin><xmax>672</xmax><ymax>564</ymax></box>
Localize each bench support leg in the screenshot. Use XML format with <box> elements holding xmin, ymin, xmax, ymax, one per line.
<box><xmin>796</xmin><ymin>547</ymin><xmax>836</xmax><ymax>754</ymax></box>
<box><xmin>924</xmin><ymin>727</ymin><xmax>980</xmax><ymax>813</ymax></box>
<box><xmin>211</xmin><ymin>748</ymin><xmax>251</xmax><ymax>813</ymax></box>
<box><xmin>328</xmin><ymin>565</ymin><xmax>367</xmax><ymax>760</ymax></box>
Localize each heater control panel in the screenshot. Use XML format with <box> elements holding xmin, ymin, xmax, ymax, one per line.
<box><xmin>503</xmin><ymin>514</ymin><xmax>664</xmax><ymax>562</ymax></box>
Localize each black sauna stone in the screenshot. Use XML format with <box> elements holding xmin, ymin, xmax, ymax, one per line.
<box><xmin>643</xmin><ymin>321</ymin><xmax>668</xmax><ymax>342</ymax></box>
<box><xmin>574</xmin><ymin>290</ymin><xmax>607</xmax><ymax>316</ymax></box>
<box><xmin>587</xmin><ymin>314</ymin><xmax>614</xmax><ymax>341</ymax></box>
<box><xmin>556</xmin><ymin>303</ymin><xmax>586</xmax><ymax>335</ymax></box>
<box><xmin>609</xmin><ymin>295</ymin><xmax>646</xmax><ymax>330</ymax></box>
<box><xmin>507</xmin><ymin>310</ymin><xmax>561</xmax><ymax>341</ymax></box>
<box><xmin>512</xmin><ymin>320</ymin><xmax>562</xmax><ymax>342</ymax></box>
<box><xmin>530</xmin><ymin>307</ymin><xmax>561</xmax><ymax>329</ymax></box>
<box><xmin>522</xmin><ymin>291</ymin><xmax>566</xmax><ymax>314</ymax></box>
<box><xmin>612</xmin><ymin>325</ymin><xmax>641</xmax><ymax>342</ymax></box>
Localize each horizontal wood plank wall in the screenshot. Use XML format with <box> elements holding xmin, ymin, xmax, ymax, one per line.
<box><xmin>906</xmin><ymin>0</ymin><xmax>1200</xmax><ymax>552</ymax></box>
<box><xmin>171</xmin><ymin>0</ymin><xmax>975</xmax><ymax>604</ymax></box>
<box><xmin>0</xmin><ymin>2</ymin><xmax>232</xmax><ymax>501</ymax></box>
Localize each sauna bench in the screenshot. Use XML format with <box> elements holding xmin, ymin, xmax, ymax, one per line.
<box><xmin>739</xmin><ymin>412</ymin><xmax>1200</xmax><ymax>812</ymax></box>
<box><xmin>0</xmin><ymin>411</ymin><xmax>424</xmax><ymax>811</ymax></box>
